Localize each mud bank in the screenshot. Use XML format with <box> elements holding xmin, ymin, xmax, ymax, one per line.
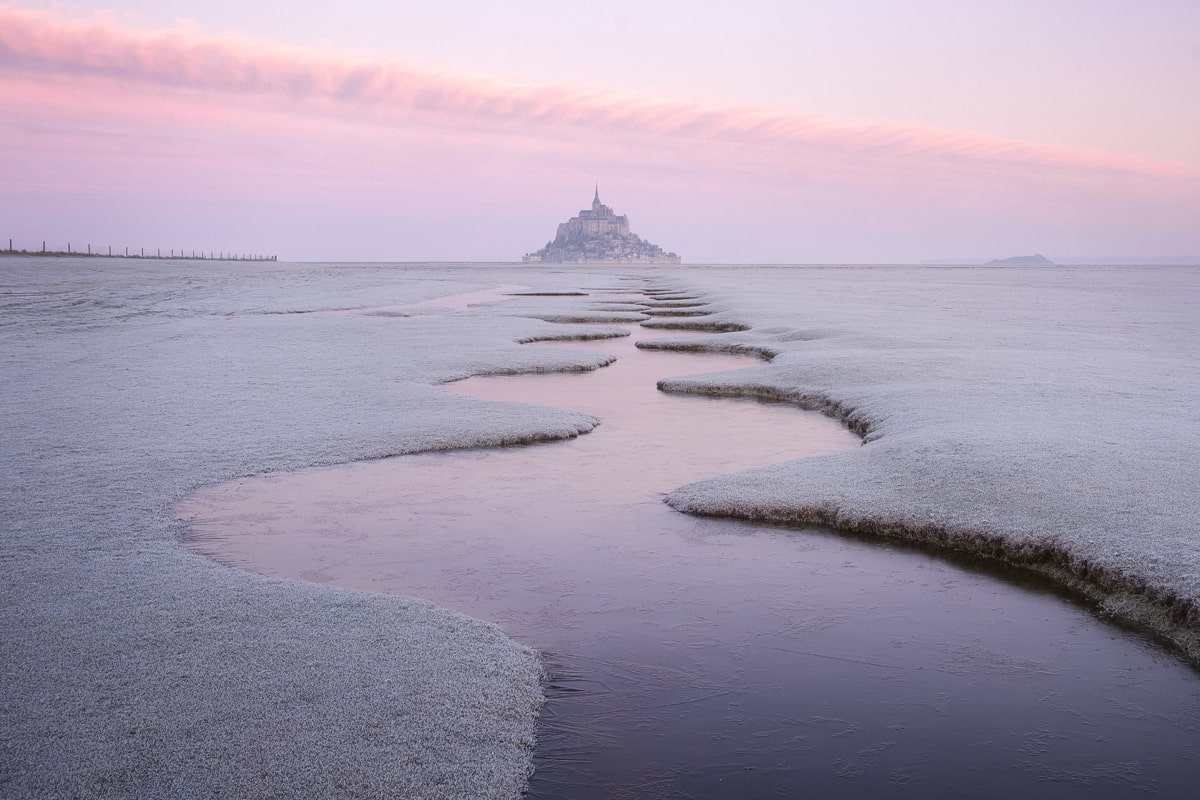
<box><xmin>642</xmin><ymin>268</ymin><xmax>1200</xmax><ymax>666</ymax></box>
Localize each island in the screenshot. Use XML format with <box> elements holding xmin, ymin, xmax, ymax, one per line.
<box><xmin>985</xmin><ymin>253</ymin><xmax>1056</xmax><ymax>266</ymax></box>
<box><xmin>523</xmin><ymin>187</ymin><xmax>681</xmax><ymax>264</ymax></box>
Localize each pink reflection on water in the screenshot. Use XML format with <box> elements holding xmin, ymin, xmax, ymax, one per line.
<box><xmin>179</xmin><ymin>323</ymin><xmax>858</xmax><ymax>628</ymax></box>
<box><xmin>177</xmin><ymin>311</ymin><xmax>1200</xmax><ymax>798</ymax></box>
<box><xmin>445</xmin><ymin>327</ymin><xmax>855</xmax><ymax>493</ymax></box>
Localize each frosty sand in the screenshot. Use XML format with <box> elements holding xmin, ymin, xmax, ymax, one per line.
<box><xmin>0</xmin><ymin>260</ymin><xmax>626</xmax><ymax>799</ymax></box>
<box><xmin>2</xmin><ymin>258</ymin><xmax>1199</xmax><ymax>798</ymax></box>
<box><xmin>651</xmin><ymin>265</ymin><xmax>1200</xmax><ymax>657</ymax></box>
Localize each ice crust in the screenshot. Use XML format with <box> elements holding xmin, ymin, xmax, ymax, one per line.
<box><xmin>0</xmin><ymin>259</ymin><xmax>629</xmax><ymax>799</ymax></box>
<box><xmin>650</xmin><ymin>266</ymin><xmax>1200</xmax><ymax>645</ymax></box>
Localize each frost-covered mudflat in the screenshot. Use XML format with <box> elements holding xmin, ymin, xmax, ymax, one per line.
<box><xmin>649</xmin><ymin>265</ymin><xmax>1200</xmax><ymax>654</ymax></box>
<box><xmin>0</xmin><ymin>258</ymin><xmax>633</xmax><ymax>799</ymax></box>
<box><xmin>2</xmin><ymin>258</ymin><xmax>1198</xmax><ymax>798</ymax></box>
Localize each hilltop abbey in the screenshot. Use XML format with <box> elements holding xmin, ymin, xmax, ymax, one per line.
<box><xmin>523</xmin><ymin>188</ymin><xmax>681</xmax><ymax>264</ymax></box>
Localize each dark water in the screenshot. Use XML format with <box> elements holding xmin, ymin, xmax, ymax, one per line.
<box><xmin>180</xmin><ymin>293</ymin><xmax>1200</xmax><ymax>798</ymax></box>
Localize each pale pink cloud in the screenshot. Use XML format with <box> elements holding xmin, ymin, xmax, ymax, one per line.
<box><xmin>3</xmin><ymin>5</ymin><xmax>1198</xmax><ymax>189</ymax></box>
<box><xmin>3</xmin><ymin>7</ymin><xmax>1197</xmax><ymax>261</ymax></box>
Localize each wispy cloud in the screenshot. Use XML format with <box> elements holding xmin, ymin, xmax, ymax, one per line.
<box><xmin>3</xmin><ymin>7</ymin><xmax>1197</xmax><ymax>261</ymax></box>
<box><xmin>3</xmin><ymin>6</ymin><xmax>1197</xmax><ymax>186</ymax></box>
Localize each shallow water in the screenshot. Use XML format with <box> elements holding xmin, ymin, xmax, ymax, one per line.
<box><xmin>180</xmin><ymin>295</ymin><xmax>1200</xmax><ymax>798</ymax></box>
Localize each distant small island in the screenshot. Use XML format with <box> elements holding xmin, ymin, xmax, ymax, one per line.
<box><xmin>524</xmin><ymin>187</ymin><xmax>681</xmax><ymax>264</ymax></box>
<box><xmin>985</xmin><ymin>254</ymin><xmax>1056</xmax><ymax>266</ymax></box>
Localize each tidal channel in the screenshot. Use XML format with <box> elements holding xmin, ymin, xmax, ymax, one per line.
<box><xmin>179</xmin><ymin>290</ymin><xmax>1200</xmax><ymax>798</ymax></box>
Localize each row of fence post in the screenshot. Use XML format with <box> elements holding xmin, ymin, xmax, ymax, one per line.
<box><xmin>2</xmin><ymin>239</ymin><xmax>276</xmax><ymax>261</ymax></box>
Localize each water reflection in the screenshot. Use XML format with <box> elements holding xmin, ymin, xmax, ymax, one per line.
<box><xmin>180</xmin><ymin>315</ymin><xmax>1200</xmax><ymax>799</ymax></box>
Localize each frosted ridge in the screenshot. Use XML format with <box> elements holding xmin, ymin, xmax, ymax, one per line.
<box><xmin>653</xmin><ymin>266</ymin><xmax>1200</xmax><ymax>655</ymax></box>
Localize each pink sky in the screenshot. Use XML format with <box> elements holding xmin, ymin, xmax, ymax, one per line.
<box><xmin>2</xmin><ymin>3</ymin><xmax>1198</xmax><ymax>262</ymax></box>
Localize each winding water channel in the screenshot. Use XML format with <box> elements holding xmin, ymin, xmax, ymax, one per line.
<box><xmin>179</xmin><ymin>286</ymin><xmax>1200</xmax><ymax>798</ymax></box>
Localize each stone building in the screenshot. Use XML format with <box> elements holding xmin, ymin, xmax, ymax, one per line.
<box><xmin>523</xmin><ymin>188</ymin><xmax>681</xmax><ymax>264</ymax></box>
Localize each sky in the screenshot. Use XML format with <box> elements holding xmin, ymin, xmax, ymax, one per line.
<box><xmin>2</xmin><ymin>1</ymin><xmax>1198</xmax><ymax>263</ymax></box>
